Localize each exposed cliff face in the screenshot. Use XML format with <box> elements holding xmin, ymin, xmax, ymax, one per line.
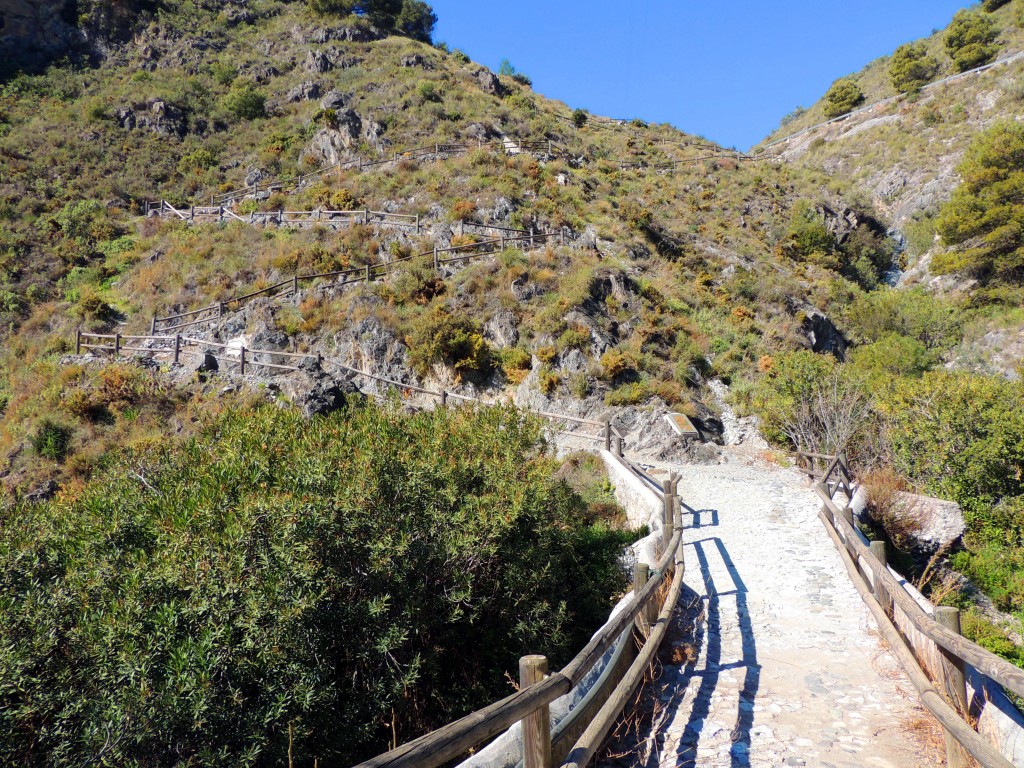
<box><xmin>0</xmin><ymin>0</ymin><xmax>77</xmax><ymax>63</ymax></box>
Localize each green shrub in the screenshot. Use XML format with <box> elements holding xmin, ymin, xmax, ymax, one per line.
<box><xmin>604</xmin><ymin>381</ymin><xmax>650</xmax><ymax>406</ymax></box>
<box><xmin>0</xmin><ymin>403</ymin><xmax>635</xmax><ymax>764</ymax></box>
<box><xmin>822</xmin><ymin>78</ymin><xmax>864</xmax><ymax>118</ymax></box>
<box><xmin>888</xmin><ymin>42</ymin><xmax>940</xmax><ymax>93</ymax></box>
<box><xmin>572</xmin><ymin>109</ymin><xmax>588</xmax><ymax>128</ymax></box>
<box><xmin>407</xmin><ymin>305</ymin><xmax>493</xmax><ymax>379</ymax></box>
<box><xmin>981</xmin><ymin>0</ymin><xmax>1011</xmax><ymax>12</ymax></box>
<box><xmin>223</xmin><ymin>85</ymin><xmax>266</xmax><ymax>120</ymax></box>
<box><xmin>598</xmin><ymin>347</ymin><xmax>639</xmax><ymax>381</ymax></box>
<box><xmin>31</xmin><ymin>418</ymin><xmax>73</xmax><ymax>461</ymax></box>
<box><xmin>934</xmin><ymin>121</ymin><xmax>1024</xmax><ymax>284</ymax></box>
<box><xmin>778</xmin><ymin>200</ymin><xmax>836</xmax><ymax>265</ymax></box>
<box><xmin>944</xmin><ymin>10</ymin><xmax>999</xmax><ymax>72</ymax></box>
<box><xmin>417</xmin><ymin>81</ymin><xmax>441</xmax><ymax>103</ymax></box>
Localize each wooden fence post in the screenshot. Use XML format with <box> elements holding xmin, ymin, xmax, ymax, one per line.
<box><xmin>219</xmin><ymin>302</ymin><xmax>226</xmax><ymax>318</ymax></box>
<box><xmin>633</xmin><ymin>563</ymin><xmax>655</xmax><ymax>627</ymax></box>
<box><xmin>662</xmin><ymin>480</ymin><xmax>675</xmax><ymax>558</ymax></box>
<box><xmin>150</xmin><ymin>316</ymin><xmax>156</xmax><ymax>335</ymax></box>
<box><xmin>416</xmin><ymin>214</ymin><xmax>420</xmax><ymax>234</ymax></box>
<box><xmin>519</xmin><ymin>655</ymin><xmax>551</xmax><ymax>768</ymax></box>
<box><xmin>602</xmin><ymin>417</ymin><xmax>611</xmax><ymax>451</ymax></box>
<box><xmin>239</xmin><ymin>346</ymin><xmax>246</xmax><ymax>376</ymax></box>
<box><xmin>935</xmin><ymin>606</ymin><xmax>971</xmax><ymax>768</ymax></box>
<box><xmin>114</xmin><ymin>333</ymin><xmax>121</xmax><ymax>357</ymax></box>
<box><xmin>499</xmin><ymin>233</ymin><xmax>505</xmax><ymax>251</ymax></box>
<box><xmin>174</xmin><ymin>335</ymin><xmax>181</xmax><ymax>365</ymax></box>
<box><xmin>76</xmin><ymin>329</ymin><xmax>81</xmax><ymax>355</ymax></box>
<box><xmin>440</xmin><ymin>390</ymin><xmax>447</xmax><ymax>407</ymax></box>
<box><xmin>433</xmin><ymin>246</ymin><xmax>439</xmax><ymax>270</ymax></box>
<box><xmin>365</xmin><ymin>264</ymin><xmax>371</xmax><ymax>283</ymax></box>
<box><xmin>292</xmin><ymin>275</ymin><xmax>299</xmax><ymax>295</ymax></box>
<box><xmin>363</xmin><ymin>209</ymin><xmax>369</xmax><ymax>225</ymax></box>
<box><xmin>870</xmin><ymin>541</ymin><xmax>891</xmax><ymax>616</ymax></box>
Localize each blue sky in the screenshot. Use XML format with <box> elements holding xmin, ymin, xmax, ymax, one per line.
<box><xmin>430</xmin><ymin>0</ymin><xmax>975</xmax><ymax>150</ymax></box>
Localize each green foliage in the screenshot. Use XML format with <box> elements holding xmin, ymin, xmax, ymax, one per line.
<box><xmin>572</xmin><ymin>109</ymin><xmax>588</xmax><ymax>128</ymax></box>
<box><xmin>31</xmin><ymin>418</ymin><xmax>73</xmax><ymax>461</ymax></box>
<box><xmin>779</xmin><ymin>200</ymin><xmax>836</xmax><ymax>265</ymax></box>
<box><xmin>222</xmin><ymin>85</ymin><xmax>267</xmax><ymax>120</ymax></box>
<box><xmin>751</xmin><ymin>350</ymin><xmax>837</xmax><ymax>446</ymax></box>
<box><xmin>959</xmin><ymin>610</ymin><xmax>1024</xmax><ymax>665</ymax></box>
<box><xmin>604</xmin><ymin>381</ymin><xmax>650</xmax><ymax>406</ymax></box>
<box><xmin>407</xmin><ymin>305</ymin><xmax>493</xmax><ymax>378</ymax></box>
<box><xmin>837</xmin><ymin>223</ymin><xmax>896</xmax><ymax>289</ymax></box>
<box><xmin>840</xmin><ymin>287</ymin><xmax>964</xmax><ymax>351</ymax></box>
<box><xmin>982</xmin><ymin>0</ymin><xmax>1012</xmax><ymax>10</ymax></box>
<box><xmin>944</xmin><ymin>10</ymin><xmax>999</xmax><ymax>72</ymax></box>
<box><xmin>845</xmin><ymin>333</ymin><xmax>935</xmax><ymax>385</ymax></box>
<box><xmin>878</xmin><ymin>372</ymin><xmax>1024</xmax><ymax>513</ymax></box>
<box><xmin>822</xmin><ymin>78</ymin><xmax>865</xmax><ymax>118</ymax></box>
<box><xmin>0</xmin><ymin>403</ymin><xmax>635</xmax><ymax>765</ymax></box>
<box><xmin>498</xmin><ymin>59</ymin><xmax>516</xmax><ymax>77</ymax></box>
<box><xmin>888</xmin><ymin>42</ymin><xmax>940</xmax><ymax>93</ymax></box>
<box><xmin>935</xmin><ymin>121</ymin><xmax>1024</xmax><ymax>284</ymax></box>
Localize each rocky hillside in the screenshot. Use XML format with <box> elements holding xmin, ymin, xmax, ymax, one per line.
<box><xmin>0</xmin><ymin>0</ymin><xmax>902</xmax><ymax>499</ymax></box>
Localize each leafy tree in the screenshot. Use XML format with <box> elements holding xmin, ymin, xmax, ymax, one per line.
<box><xmin>407</xmin><ymin>304</ymin><xmax>493</xmax><ymax>379</ymax></box>
<box><xmin>306</xmin><ymin>0</ymin><xmax>436</xmax><ymax>41</ymax></box>
<box><xmin>934</xmin><ymin>121</ymin><xmax>1024</xmax><ymax>283</ymax></box>
<box><xmin>572</xmin><ymin>109</ymin><xmax>589</xmax><ymax>128</ymax></box>
<box><xmin>981</xmin><ymin>0</ymin><xmax>1011</xmax><ymax>11</ymax></box>
<box><xmin>888</xmin><ymin>42</ymin><xmax>940</xmax><ymax>92</ymax></box>
<box><xmin>840</xmin><ymin>287</ymin><xmax>964</xmax><ymax>351</ymax></box>
<box><xmin>944</xmin><ymin>9</ymin><xmax>999</xmax><ymax>72</ymax></box>
<box><xmin>822</xmin><ymin>78</ymin><xmax>864</xmax><ymax>118</ymax></box>
<box><xmin>222</xmin><ymin>84</ymin><xmax>266</xmax><ymax>120</ymax></box>
<box><xmin>0</xmin><ymin>403</ymin><xmax>634</xmax><ymax>765</ymax></box>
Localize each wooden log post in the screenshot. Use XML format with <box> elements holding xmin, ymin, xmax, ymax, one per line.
<box><xmin>499</xmin><ymin>233</ymin><xmax>505</xmax><ymax>251</ymax></box>
<box><xmin>365</xmin><ymin>264</ymin><xmax>372</xmax><ymax>283</ymax></box>
<box><xmin>150</xmin><ymin>316</ymin><xmax>157</xmax><ymax>335</ymax></box>
<box><xmin>114</xmin><ymin>333</ymin><xmax>121</xmax><ymax>357</ymax></box>
<box><xmin>662</xmin><ymin>481</ymin><xmax>675</xmax><ymax>558</ymax></box>
<box><xmin>602</xmin><ymin>417</ymin><xmax>611</xmax><ymax>451</ymax></box>
<box><xmin>433</xmin><ymin>246</ymin><xmax>439</xmax><ymax>271</ymax></box>
<box><xmin>440</xmin><ymin>390</ymin><xmax>447</xmax><ymax>407</ymax></box>
<box><xmin>239</xmin><ymin>346</ymin><xmax>247</xmax><ymax>376</ymax></box>
<box><xmin>363</xmin><ymin>209</ymin><xmax>369</xmax><ymax>225</ymax></box>
<box><xmin>76</xmin><ymin>329</ymin><xmax>82</xmax><ymax>355</ymax></box>
<box><xmin>870</xmin><ymin>541</ymin><xmax>892</xmax><ymax>616</ymax></box>
<box><xmin>173</xmin><ymin>335</ymin><xmax>181</xmax><ymax>365</ymax></box>
<box><xmin>613</xmin><ymin>434</ymin><xmax>622</xmax><ymax>457</ymax></box>
<box><xmin>634</xmin><ymin>563</ymin><xmax>655</xmax><ymax>627</ymax></box>
<box><xmin>935</xmin><ymin>606</ymin><xmax>971</xmax><ymax>768</ymax></box>
<box><xmin>519</xmin><ymin>655</ymin><xmax>552</xmax><ymax>768</ymax></box>
<box><xmin>292</xmin><ymin>275</ymin><xmax>299</xmax><ymax>295</ymax></box>
<box><xmin>415</xmin><ymin>214</ymin><xmax>421</xmax><ymax>234</ymax></box>
<box><xmin>219</xmin><ymin>302</ymin><xmax>226</xmax><ymax>318</ymax></box>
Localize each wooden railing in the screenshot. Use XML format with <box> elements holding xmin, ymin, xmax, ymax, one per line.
<box><xmin>209</xmin><ymin>138</ymin><xmax>567</xmax><ymax>206</ymax></box>
<box><xmin>353</xmin><ymin>461</ymin><xmax>684</xmax><ymax>768</ymax></box>
<box><xmin>144</xmin><ymin>201</ymin><xmax>424</xmax><ymax>232</ymax></box>
<box><xmin>803</xmin><ymin>450</ymin><xmax>1022</xmax><ymax>768</ymax></box>
<box><xmin>76</xmin><ymin>332</ymin><xmax>320</xmax><ymax>375</ymax></box>
<box><xmin>149</xmin><ymin>230</ymin><xmax>563</xmax><ymax>334</ymax></box>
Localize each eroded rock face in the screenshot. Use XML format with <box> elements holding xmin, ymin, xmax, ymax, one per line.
<box><xmin>302</xmin><ymin>110</ymin><xmax>362</xmax><ymax>166</ymax></box>
<box><xmin>0</xmin><ymin>0</ymin><xmax>77</xmax><ymax>61</ymax></box>
<box><xmin>285</xmin><ymin>81</ymin><xmax>321</xmax><ymax>103</ymax></box>
<box><xmin>116</xmin><ymin>100</ymin><xmax>189</xmax><ymax>137</ymax></box>
<box><xmin>801</xmin><ymin>308</ymin><xmax>847</xmax><ymax>359</ymax></box>
<box><xmin>474</xmin><ymin>68</ymin><xmax>505</xmax><ymax>97</ymax></box>
<box><xmin>483</xmin><ymin>309</ymin><xmax>519</xmax><ymax>349</ymax></box>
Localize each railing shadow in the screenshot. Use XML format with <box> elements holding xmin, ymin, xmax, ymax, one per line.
<box><xmin>670</xmin><ymin>534</ymin><xmax>760</xmax><ymax>768</ymax></box>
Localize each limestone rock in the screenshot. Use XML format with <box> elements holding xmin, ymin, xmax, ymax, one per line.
<box><xmin>801</xmin><ymin>308</ymin><xmax>847</xmax><ymax>359</ymax></box>
<box><xmin>302</xmin><ymin>110</ymin><xmax>361</xmax><ymax>166</ymax></box>
<box><xmin>116</xmin><ymin>99</ymin><xmax>189</xmax><ymax>137</ymax></box>
<box><xmin>474</xmin><ymin>68</ymin><xmax>505</xmax><ymax>97</ymax></box>
<box><xmin>319</xmin><ymin>90</ymin><xmax>347</xmax><ymax>110</ymax></box>
<box><xmin>285</xmin><ymin>81</ymin><xmax>321</xmax><ymax>103</ymax></box>
<box><xmin>282</xmin><ymin>367</ymin><xmax>357</xmax><ymax>418</ymax></box>
<box><xmin>26</xmin><ymin>479</ymin><xmax>59</xmax><ymax>503</ymax></box>
<box><xmin>306</xmin><ymin>49</ymin><xmax>333</xmax><ymax>73</ymax></box>
<box><xmin>483</xmin><ymin>309</ymin><xmax>519</xmax><ymax>349</ymax></box>
<box><xmin>400</xmin><ymin>54</ymin><xmax>430</xmax><ymax>69</ymax></box>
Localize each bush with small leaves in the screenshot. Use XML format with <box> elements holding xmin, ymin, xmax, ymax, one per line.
<box><xmin>822</xmin><ymin>78</ymin><xmax>865</xmax><ymax>118</ymax></box>
<box><xmin>944</xmin><ymin>10</ymin><xmax>999</xmax><ymax>72</ymax></box>
<box><xmin>572</xmin><ymin>108</ymin><xmax>588</xmax><ymax>128</ymax></box>
<box><xmin>31</xmin><ymin>418</ymin><xmax>73</xmax><ymax>461</ymax></box>
<box><xmin>888</xmin><ymin>42</ymin><xmax>940</xmax><ymax>93</ymax></box>
<box><xmin>223</xmin><ymin>84</ymin><xmax>266</xmax><ymax>120</ymax></box>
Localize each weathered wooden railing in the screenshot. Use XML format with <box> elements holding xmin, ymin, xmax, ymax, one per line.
<box><xmin>209</xmin><ymin>138</ymin><xmax>567</xmax><ymax>206</ymax></box>
<box><xmin>351</xmin><ymin>462</ymin><xmax>684</xmax><ymax>768</ymax></box>
<box><xmin>804</xmin><ymin>450</ymin><xmax>1023</xmax><ymax>768</ymax></box>
<box><xmin>149</xmin><ymin>230</ymin><xmax>563</xmax><ymax>334</ymax></box>
<box><xmin>76</xmin><ymin>331</ymin><xmax>319</xmax><ymax>375</ymax></box>
<box><xmin>144</xmin><ymin>201</ymin><xmax>424</xmax><ymax>232</ymax></box>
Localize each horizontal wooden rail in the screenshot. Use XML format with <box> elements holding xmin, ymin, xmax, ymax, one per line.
<box><xmin>152</xmin><ymin>231</ymin><xmax>560</xmax><ymax>332</ymax></box>
<box><xmin>819</xmin><ymin>507</ymin><xmax>1013</xmax><ymax>768</ymax></box>
<box><xmin>812</xmin><ymin>452</ymin><xmax>1024</xmax><ymax>766</ymax></box>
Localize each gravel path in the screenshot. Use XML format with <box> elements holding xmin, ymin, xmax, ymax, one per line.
<box><xmin>601</xmin><ymin>451</ymin><xmax>941</xmax><ymax>768</ymax></box>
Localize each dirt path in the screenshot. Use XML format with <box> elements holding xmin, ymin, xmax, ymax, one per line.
<box><xmin>601</xmin><ymin>451</ymin><xmax>942</xmax><ymax>768</ymax></box>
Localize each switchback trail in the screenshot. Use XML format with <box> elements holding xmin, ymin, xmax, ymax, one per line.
<box><xmin>601</xmin><ymin>451</ymin><xmax>941</xmax><ymax>768</ymax></box>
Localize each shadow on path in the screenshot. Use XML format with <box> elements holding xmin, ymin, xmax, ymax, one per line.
<box><xmin>671</xmin><ymin>531</ymin><xmax>761</xmax><ymax>768</ymax></box>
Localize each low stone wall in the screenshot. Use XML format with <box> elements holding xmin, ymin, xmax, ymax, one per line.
<box><xmin>456</xmin><ymin>450</ymin><xmax>665</xmax><ymax>768</ymax></box>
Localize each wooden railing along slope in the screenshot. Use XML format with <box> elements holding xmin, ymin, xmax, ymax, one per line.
<box><xmin>804</xmin><ymin>451</ymin><xmax>1022</xmax><ymax>768</ymax></box>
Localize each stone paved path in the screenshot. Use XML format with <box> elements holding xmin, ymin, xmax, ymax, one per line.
<box><xmin>601</xmin><ymin>451</ymin><xmax>941</xmax><ymax>768</ymax></box>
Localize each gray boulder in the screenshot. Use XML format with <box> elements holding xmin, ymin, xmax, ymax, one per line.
<box><xmin>116</xmin><ymin>100</ymin><xmax>188</xmax><ymax>137</ymax></box>
<box><xmin>400</xmin><ymin>54</ymin><xmax>430</xmax><ymax>68</ymax></box>
<box><xmin>303</xmin><ymin>111</ymin><xmax>362</xmax><ymax>166</ymax></box>
<box><xmin>306</xmin><ymin>50</ymin><xmax>333</xmax><ymax>73</ymax></box>
<box><xmin>801</xmin><ymin>308</ymin><xmax>847</xmax><ymax>359</ymax></box>
<box><xmin>319</xmin><ymin>90</ymin><xmax>348</xmax><ymax>110</ymax></box>
<box><xmin>483</xmin><ymin>309</ymin><xmax>519</xmax><ymax>349</ymax></box>
<box><xmin>475</xmin><ymin>68</ymin><xmax>505</xmax><ymax>97</ymax></box>
<box><xmin>285</xmin><ymin>81</ymin><xmax>322</xmax><ymax>103</ymax></box>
